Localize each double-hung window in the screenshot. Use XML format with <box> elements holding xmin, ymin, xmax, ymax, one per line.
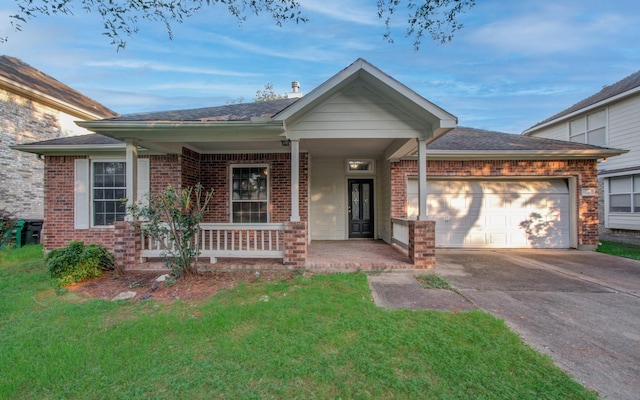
<box><xmin>231</xmin><ymin>165</ymin><xmax>269</xmax><ymax>223</ymax></box>
<box><xmin>74</xmin><ymin>158</ymin><xmax>149</xmax><ymax>229</ymax></box>
<box><xmin>93</xmin><ymin>161</ymin><xmax>127</xmax><ymax>226</ymax></box>
<box><xmin>569</xmin><ymin>109</ymin><xmax>607</xmax><ymax>146</ymax></box>
<box><xmin>609</xmin><ymin>175</ymin><xmax>640</xmax><ymax>213</ymax></box>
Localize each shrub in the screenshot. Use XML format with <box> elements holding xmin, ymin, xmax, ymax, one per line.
<box><xmin>0</xmin><ymin>208</ymin><xmax>17</xmax><ymax>248</ymax></box>
<box><xmin>46</xmin><ymin>241</ymin><xmax>114</xmax><ymax>287</ymax></box>
<box><xmin>129</xmin><ymin>184</ymin><xmax>213</xmax><ymax>278</ymax></box>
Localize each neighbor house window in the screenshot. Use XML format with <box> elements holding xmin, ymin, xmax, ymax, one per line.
<box><xmin>609</xmin><ymin>175</ymin><xmax>640</xmax><ymax>213</ymax></box>
<box><xmin>569</xmin><ymin>109</ymin><xmax>606</xmax><ymax>146</ymax></box>
<box><xmin>231</xmin><ymin>165</ymin><xmax>269</xmax><ymax>223</ymax></box>
<box><xmin>92</xmin><ymin>161</ymin><xmax>127</xmax><ymax>226</ymax></box>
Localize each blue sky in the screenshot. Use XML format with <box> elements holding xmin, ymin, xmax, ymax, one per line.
<box><xmin>1</xmin><ymin>0</ymin><xmax>639</xmax><ymax>133</ymax></box>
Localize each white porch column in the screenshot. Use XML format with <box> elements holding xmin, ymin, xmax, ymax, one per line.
<box><xmin>125</xmin><ymin>139</ymin><xmax>138</xmax><ymax>220</ymax></box>
<box><xmin>417</xmin><ymin>137</ymin><xmax>428</xmax><ymax>221</ymax></box>
<box><xmin>290</xmin><ymin>139</ymin><xmax>300</xmax><ymax>222</ymax></box>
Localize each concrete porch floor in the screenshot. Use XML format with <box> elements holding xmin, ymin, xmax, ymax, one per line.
<box><xmin>132</xmin><ymin>240</ymin><xmax>413</xmax><ymax>272</ymax></box>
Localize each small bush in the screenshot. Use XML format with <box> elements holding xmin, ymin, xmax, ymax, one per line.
<box><xmin>0</xmin><ymin>208</ymin><xmax>17</xmax><ymax>248</ymax></box>
<box><xmin>46</xmin><ymin>241</ymin><xmax>114</xmax><ymax>287</ymax></box>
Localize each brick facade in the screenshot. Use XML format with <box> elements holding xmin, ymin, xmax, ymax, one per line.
<box><xmin>183</xmin><ymin>149</ymin><xmax>309</xmax><ymax>223</ymax></box>
<box><xmin>408</xmin><ymin>220</ymin><xmax>436</xmax><ymax>269</ymax></box>
<box><xmin>391</xmin><ymin>158</ymin><xmax>600</xmax><ymax>248</ymax></box>
<box><xmin>1</xmin><ymin>88</ymin><xmax>92</xmax><ymax>219</ymax></box>
<box><xmin>42</xmin><ymin>154</ymin><xmax>181</xmax><ymax>251</ymax></box>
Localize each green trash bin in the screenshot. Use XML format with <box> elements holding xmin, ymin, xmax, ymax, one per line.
<box><xmin>2</xmin><ymin>220</ymin><xmax>25</xmax><ymax>248</ymax></box>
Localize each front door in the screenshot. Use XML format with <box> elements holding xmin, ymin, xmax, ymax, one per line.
<box><xmin>348</xmin><ymin>179</ymin><xmax>374</xmax><ymax>238</ymax></box>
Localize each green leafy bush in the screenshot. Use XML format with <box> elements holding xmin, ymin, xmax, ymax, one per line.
<box><xmin>0</xmin><ymin>208</ymin><xmax>16</xmax><ymax>248</ymax></box>
<box><xmin>46</xmin><ymin>241</ymin><xmax>114</xmax><ymax>287</ymax></box>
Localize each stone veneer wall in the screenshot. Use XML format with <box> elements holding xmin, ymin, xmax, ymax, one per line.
<box><xmin>42</xmin><ymin>154</ymin><xmax>180</xmax><ymax>251</ymax></box>
<box><xmin>391</xmin><ymin>159</ymin><xmax>600</xmax><ymax>249</ymax></box>
<box><xmin>0</xmin><ymin>88</ymin><xmax>92</xmax><ymax>219</ymax></box>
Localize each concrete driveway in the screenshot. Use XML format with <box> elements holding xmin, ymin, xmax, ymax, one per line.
<box><xmin>436</xmin><ymin>249</ymin><xmax>640</xmax><ymax>400</ymax></box>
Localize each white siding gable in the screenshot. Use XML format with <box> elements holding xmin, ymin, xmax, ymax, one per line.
<box><xmin>288</xmin><ymin>85</ymin><xmax>427</xmax><ymax>139</ymax></box>
<box><xmin>602</xmin><ymin>95</ymin><xmax>640</xmax><ymax>173</ymax></box>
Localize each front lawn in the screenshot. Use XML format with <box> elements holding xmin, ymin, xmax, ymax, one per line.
<box><xmin>0</xmin><ymin>248</ymin><xmax>596</xmax><ymax>399</ymax></box>
<box><xmin>598</xmin><ymin>239</ymin><xmax>640</xmax><ymax>261</ymax></box>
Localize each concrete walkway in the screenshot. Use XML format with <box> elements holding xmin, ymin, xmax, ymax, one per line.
<box><xmin>368</xmin><ymin>249</ymin><xmax>640</xmax><ymax>400</ymax></box>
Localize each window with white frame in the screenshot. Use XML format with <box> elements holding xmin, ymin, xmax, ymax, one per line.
<box><xmin>92</xmin><ymin>161</ymin><xmax>127</xmax><ymax>226</ymax></box>
<box><xmin>231</xmin><ymin>165</ymin><xmax>269</xmax><ymax>223</ymax></box>
<box><xmin>569</xmin><ymin>109</ymin><xmax>607</xmax><ymax>146</ymax></box>
<box><xmin>609</xmin><ymin>175</ymin><xmax>640</xmax><ymax>213</ymax></box>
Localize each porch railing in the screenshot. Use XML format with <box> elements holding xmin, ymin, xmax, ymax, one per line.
<box><xmin>140</xmin><ymin>223</ymin><xmax>285</xmax><ymax>262</ymax></box>
<box><xmin>391</xmin><ymin>218</ymin><xmax>409</xmax><ymax>249</ymax></box>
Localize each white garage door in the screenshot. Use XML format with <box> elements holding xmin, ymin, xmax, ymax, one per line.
<box><xmin>408</xmin><ymin>179</ymin><xmax>570</xmax><ymax>248</ymax></box>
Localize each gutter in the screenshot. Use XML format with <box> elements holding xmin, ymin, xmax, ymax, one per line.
<box><xmin>420</xmin><ymin>149</ymin><xmax>628</xmax><ymax>160</ymax></box>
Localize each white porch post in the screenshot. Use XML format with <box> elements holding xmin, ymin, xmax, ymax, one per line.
<box><xmin>125</xmin><ymin>139</ymin><xmax>138</xmax><ymax>220</ymax></box>
<box><xmin>417</xmin><ymin>137</ymin><xmax>428</xmax><ymax>221</ymax></box>
<box><xmin>290</xmin><ymin>139</ymin><xmax>300</xmax><ymax>222</ymax></box>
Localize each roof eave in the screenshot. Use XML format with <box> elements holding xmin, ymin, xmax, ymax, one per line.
<box><xmin>0</xmin><ymin>76</ymin><xmax>115</xmax><ymax>120</ymax></box>
<box><xmin>11</xmin><ymin>143</ymin><xmax>126</xmax><ymax>156</ymax></box>
<box><xmin>420</xmin><ymin>149</ymin><xmax>627</xmax><ymax>160</ymax></box>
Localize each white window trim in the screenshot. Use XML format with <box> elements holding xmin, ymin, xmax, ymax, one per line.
<box><xmin>229</xmin><ymin>163</ymin><xmax>270</xmax><ymax>223</ymax></box>
<box><xmin>568</xmin><ymin>108</ymin><xmax>608</xmax><ymax>146</ymax></box>
<box><xmin>74</xmin><ymin>157</ymin><xmax>149</xmax><ymax>229</ymax></box>
<box><xmin>607</xmin><ymin>174</ymin><xmax>640</xmax><ymax>214</ymax></box>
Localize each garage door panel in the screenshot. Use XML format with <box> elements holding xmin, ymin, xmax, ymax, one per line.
<box><xmin>423</xmin><ymin>179</ymin><xmax>570</xmax><ymax>249</ymax></box>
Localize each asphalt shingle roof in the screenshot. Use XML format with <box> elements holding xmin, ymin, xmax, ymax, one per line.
<box><xmin>0</xmin><ymin>55</ymin><xmax>117</xmax><ymax>118</ymax></box>
<box><xmin>527</xmin><ymin>70</ymin><xmax>640</xmax><ymax>131</ymax></box>
<box><xmin>21</xmin><ymin>125</ymin><xmax>613</xmax><ymax>154</ymax></box>
<box><xmin>108</xmin><ymin>98</ymin><xmax>299</xmax><ymax>122</ymax></box>
<box><xmin>431</xmin><ymin>126</ymin><xmax>613</xmax><ymax>151</ymax></box>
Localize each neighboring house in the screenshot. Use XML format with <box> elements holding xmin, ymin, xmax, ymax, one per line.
<box><xmin>0</xmin><ymin>55</ymin><xmax>117</xmax><ymax>219</ymax></box>
<box><xmin>15</xmin><ymin>59</ymin><xmax>623</xmax><ymax>271</ymax></box>
<box><xmin>523</xmin><ymin>71</ymin><xmax>640</xmax><ymax>243</ymax></box>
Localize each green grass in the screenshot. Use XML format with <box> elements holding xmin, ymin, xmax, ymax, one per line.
<box><xmin>597</xmin><ymin>240</ymin><xmax>640</xmax><ymax>261</ymax></box>
<box><xmin>0</xmin><ymin>244</ymin><xmax>44</xmax><ymax>265</ymax></box>
<box><xmin>416</xmin><ymin>274</ymin><xmax>453</xmax><ymax>290</ymax></box>
<box><xmin>0</xmin><ymin>257</ymin><xmax>597</xmax><ymax>399</ymax></box>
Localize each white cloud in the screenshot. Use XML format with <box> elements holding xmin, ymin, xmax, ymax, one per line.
<box><xmin>469</xmin><ymin>4</ymin><xmax>630</xmax><ymax>55</ymax></box>
<box><xmin>301</xmin><ymin>0</ymin><xmax>380</xmax><ymax>26</ymax></box>
<box><xmin>84</xmin><ymin>59</ymin><xmax>260</xmax><ymax>77</ymax></box>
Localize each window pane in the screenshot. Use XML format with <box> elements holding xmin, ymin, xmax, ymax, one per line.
<box><xmin>570</xmin><ymin>133</ymin><xmax>585</xmax><ymax>143</ymax></box>
<box><xmin>587</xmin><ymin>127</ymin><xmax>606</xmax><ymax>146</ymax></box>
<box><xmin>93</xmin><ymin>161</ymin><xmax>126</xmax><ymax>226</ymax></box>
<box><xmin>634</xmin><ymin>175</ymin><xmax>640</xmax><ymax>192</ymax></box>
<box><xmin>610</xmin><ymin>194</ymin><xmax>631</xmax><ymax>212</ymax></box>
<box><xmin>587</xmin><ymin>110</ymin><xmax>605</xmax><ymax>129</ymax></box>
<box><xmin>570</xmin><ymin>118</ymin><xmax>585</xmax><ymax>135</ymax></box>
<box><xmin>634</xmin><ymin>194</ymin><xmax>640</xmax><ymax>213</ymax></box>
<box><xmin>610</xmin><ymin>176</ymin><xmax>631</xmax><ymax>194</ymax></box>
<box><xmin>231</xmin><ymin>166</ymin><xmax>268</xmax><ymax>223</ymax></box>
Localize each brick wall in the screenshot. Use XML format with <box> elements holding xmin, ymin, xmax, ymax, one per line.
<box><xmin>1</xmin><ymin>88</ymin><xmax>92</xmax><ymax>219</ymax></box>
<box><xmin>391</xmin><ymin>158</ymin><xmax>600</xmax><ymax>248</ymax></box>
<box><xmin>192</xmin><ymin>150</ymin><xmax>309</xmax><ymax>223</ymax></box>
<box><xmin>43</xmin><ymin>155</ymin><xmax>115</xmax><ymax>250</ymax></box>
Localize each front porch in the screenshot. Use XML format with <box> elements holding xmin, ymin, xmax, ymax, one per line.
<box><xmin>115</xmin><ymin>219</ymin><xmax>435</xmax><ymax>272</ymax></box>
<box><xmin>130</xmin><ymin>239</ymin><xmax>414</xmax><ymax>272</ymax></box>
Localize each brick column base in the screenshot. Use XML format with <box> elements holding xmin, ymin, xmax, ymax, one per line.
<box><xmin>284</xmin><ymin>221</ymin><xmax>307</xmax><ymax>267</ymax></box>
<box><xmin>408</xmin><ymin>220</ymin><xmax>436</xmax><ymax>270</ymax></box>
<box><xmin>114</xmin><ymin>221</ymin><xmax>141</xmax><ymax>273</ymax></box>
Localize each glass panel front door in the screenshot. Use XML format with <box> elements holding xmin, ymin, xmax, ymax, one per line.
<box><xmin>348</xmin><ymin>179</ymin><xmax>374</xmax><ymax>238</ymax></box>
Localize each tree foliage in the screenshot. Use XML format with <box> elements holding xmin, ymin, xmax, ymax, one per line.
<box><xmin>5</xmin><ymin>0</ymin><xmax>475</xmax><ymax>50</ymax></box>
<box><xmin>128</xmin><ymin>184</ymin><xmax>214</xmax><ymax>278</ymax></box>
<box><xmin>254</xmin><ymin>83</ymin><xmax>287</xmax><ymax>102</ymax></box>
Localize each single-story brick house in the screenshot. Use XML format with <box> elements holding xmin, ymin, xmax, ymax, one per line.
<box><xmin>14</xmin><ymin>59</ymin><xmax>625</xmax><ymax>271</ymax></box>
